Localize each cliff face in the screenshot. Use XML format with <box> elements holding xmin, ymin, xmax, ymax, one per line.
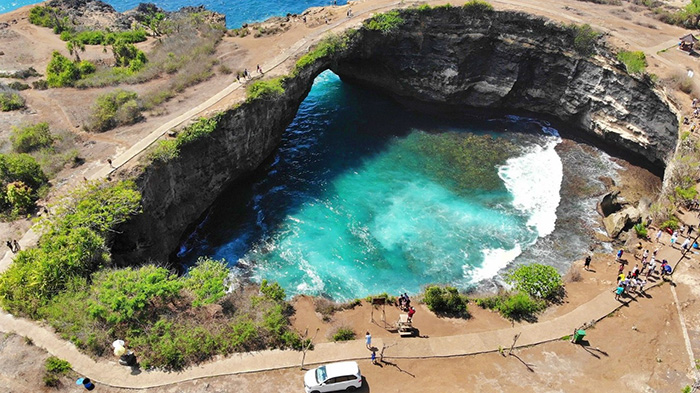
<box><xmin>113</xmin><ymin>8</ymin><xmax>678</xmax><ymax>264</ymax></box>
<box><xmin>333</xmin><ymin>9</ymin><xmax>677</xmax><ymax>170</ymax></box>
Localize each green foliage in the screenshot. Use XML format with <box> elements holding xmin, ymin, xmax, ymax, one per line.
<box><xmin>246</xmin><ymin>78</ymin><xmax>285</xmax><ymax>102</ymax></box>
<box><xmin>617</xmin><ymin>51</ymin><xmax>647</xmax><ymax>74</ymax></box>
<box><xmin>661</xmin><ymin>216</ymin><xmax>680</xmax><ymax>230</ymax></box>
<box><xmin>0</xmin><ymin>91</ymin><xmax>25</xmax><ymax>111</ymax></box>
<box><xmin>7</xmin><ymin>81</ymin><xmax>30</xmax><ymax>91</ymax></box>
<box><xmin>568</xmin><ymin>24</ymin><xmax>600</xmax><ymax>56</ymax></box>
<box><xmin>505</xmin><ymin>264</ymin><xmax>563</xmax><ymax>300</ymax></box>
<box><xmin>10</xmin><ymin>122</ymin><xmax>55</xmax><ymax>153</ymax></box>
<box><xmin>364</xmin><ymin>292</ymin><xmax>397</xmax><ymax>304</ymax></box>
<box><xmin>6</xmin><ymin>182</ymin><xmax>34</xmax><ymax>213</ymax></box>
<box><xmin>185</xmin><ymin>257</ymin><xmax>230</xmax><ymax>307</ymax></box>
<box><xmin>423</xmin><ymin>285</ymin><xmax>468</xmax><ymax>316</ymax></box>
<box><xmin>0</xmin><ymin>180</ymin><xmax>140</xmax><ymax>316</ymax></box>
<box><xmin>634</xmin><ymin>222</ymin><xmax>648</xmax><ymax>238</ymax></box>
<box><xmin>476</xmin><ymin>292</ymin><xmax>546</xmax><ymax>320</ymax></box>
<box><xmin>112</xmin><ymin>40</ymin><xmax>148</xmax><ymax>71</ymax></box>
<box><xmin>331</xmin><ymin>327</ymin><xmax>356</xmax><ymax>341</ymax></box>
<box><xmin>32</xmin><ymin>79</ymin><xmax>48</xmax><ymax>90</ymax></box>
<box><xmin>45</xmin><ymin>356</ymin><xmax>71</xmax><ymax>374</ymax></box>
<box><xmin>88</xmin><ymin>265</ymin><xmax>183</xmax><ymax>325</ymax></box>
<box><xmin>462</xmin><ymin>0</ymin><xmax>494</xmax><ymax>12</ymax></box>
<box><xmin>150</xmin><ymin>115</ymin><xmax>221</xmax><ymax>162</ymax></box>
<box><xmin>61</xmin><ymin>29</ymin><xmax>147</xmax><ymax>46</ymax></box>
<box><xmin>46</xmin><ymin>51</ymin><xmax>94</xmax><ymax>87</ymax></box>
<box><xmin>260</xmin><ymin>279</ymin><xmax>286</xmax><ymax>302</ymax></box>
<box><xmin>87</xmin><ymin>89</ymin><xmax>142</xmax><ymax>132</ymax></box>
<box><xmin>0</xmin><ymin>153</ymin><xmax>47</xmax><ymax>190</ymax></box>
<box><xmin>416</xmin><ymin>4</ymin><xmax>432</xmax><ymax>12</ymax></box>
<box><xmin>364</xmin><ymin>10</ymin><xmax>404</xmax><ymax>34</ymax></box>
<box><xmin>28</xmin><ymin>6</ymin><xmax>69</xmax><ymax>33</ymax></box>
<box><xmin>294</xmin><ymin>32</ymin><xmax>355</xmax><ymax>74</ymax></box>
<box><xmin>675</xmin><ymin>185</ymin><xmax>698</xmax><ymax>203</ymax></box>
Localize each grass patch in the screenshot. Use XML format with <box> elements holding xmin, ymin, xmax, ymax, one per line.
<box><xmin>462</xmin><ymin>0</ymin><xmax>494</xmax><ymax>12</ymax></box>
<box><xmin>149</xmin><ymin>115</ymin><xmax>222</xmax><ymax>162</ymax></box>
<box><xmin>86</xmin><ymin>89</ymin><xmax>143</xmax><ymax>132</ymax></box>
<box><xmin>294</xmin><ymin>31</ymin><xmax>356</xmax><ymax>75</ymax></box>
<box><xmin>617</xmin><ymin>50</ymin><xmax>647</xmax><ymax>74</ymax></box>
<box><xmin>330</xmin><ymin>326</ymin><xmax>356</xmax><ymax>342</ymax></box>
<box><xmin>0</xmin><ymin>90</ymin><xmax>25</xmax><ymax>111</ymax></box>
<box><xmin>475</xmin><ymin>292</ymin><xmax>546</xmax><ymax>321</ymax></box>
<box><xmin>246</xmin><ymin>78</ymin><xmax>285</xmax><ymax>102</ymax></box>
<box><xmin>364</xmin><ymin>10</ymin><xmax>404</xmax><ymax>34</ymax></box>
<box><xmin>43</xmin><ymin>356</ymin><xmax>71</xmax><ymax>387</ymax></box>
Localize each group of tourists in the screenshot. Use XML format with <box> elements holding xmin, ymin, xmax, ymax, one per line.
<box><xmin>5</xmin><ymin>239</ymin><xmax>20</xmax><ymax>254</ymax></box>
<box><xmin>235</xmin><ymin>65</ymin><xmax>264</xmax><ymax>84</ymax></box>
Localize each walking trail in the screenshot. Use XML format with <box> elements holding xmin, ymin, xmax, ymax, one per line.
<box><xmin>0</xmin><ymin>0</ymin><xmax>697</xmax><ymax>389</ymax></box>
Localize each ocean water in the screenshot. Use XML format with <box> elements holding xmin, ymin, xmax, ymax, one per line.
<box><xmin>0</xmin><ymin>0</ymin><xmax>346</xmax><ymax>28</ymax></box>
<box><xmin>177</xmin><ymin>71</ymin><xmax>615</xmax><ymax>300</ymax></box>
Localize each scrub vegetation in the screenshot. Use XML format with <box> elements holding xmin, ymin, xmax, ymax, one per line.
<box><xmin>0</xmin><ymin>153</ymin><xmax>49</xmax><ymax>216</ymax></box>
<box><xmin>475</xmin><ymin>264</ymin><xmax>563</xmax><ymax>321</ymax></box>
<box><xmin>617</xmin><ymin>50</ymin><xmax>647</xmax><ymax>74</ymax></box>
<box><xmin>363</xmin><ymin>10</ymin><xmax>405</xmax><ymax>34</ymax></box>
<box><xmin>423</xmin><ymin>285</ymin><xmax>470</xmax><ymax>317</ymax></box>
<box><xmin>149</xmin><ymin>115</ymin><xmax>222</xmax><ymax>162</ymax></box>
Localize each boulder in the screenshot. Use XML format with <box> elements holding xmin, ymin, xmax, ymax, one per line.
<box><xmin>599</xmin><ymin>190</ymin><xmax>623</xmax><ymax>217</ymax></box>
<box><xmin>603</xmin><ymin>206</ymin><xmax>641</xmax><ymax>238</ymax></box>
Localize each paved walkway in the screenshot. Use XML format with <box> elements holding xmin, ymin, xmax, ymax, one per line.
<box><xmin>0</xmin><ymin>285</ymin><xmax>658</xmax><ymax>389</ymax></box>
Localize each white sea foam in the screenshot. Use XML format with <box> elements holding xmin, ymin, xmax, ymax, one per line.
<box><xmin>470</xmin><ymin>245</ymin><xmax>523</xmax><ymax>282</ymax></box>
<box><xmin>498</xmin><ymin>137</ymin><xmax>563</xmax><ymax>237</ymax></box>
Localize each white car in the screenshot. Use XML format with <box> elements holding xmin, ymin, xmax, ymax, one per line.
<box><xmin>304</xmin><ymin>361</ymin><xmax>363</xmax><ymax>392</ymax></box>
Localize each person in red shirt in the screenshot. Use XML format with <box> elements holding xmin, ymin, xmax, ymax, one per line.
<box><xmin>407</xmin><ymin>306</ymin><xmax>416</xmax><ymax>322</ymax></box>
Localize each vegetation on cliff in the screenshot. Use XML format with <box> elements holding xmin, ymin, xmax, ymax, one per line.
<box><xmin>617</xmin><ymin>51</ymin><xmax>647</xmax><ymax>74</ymax></box>
<box><xmin>363</xmin><ymin>10</ymin><xmax>404</xmax><ymax>34</ymax></box>
<box><xmin>150</xmin><ymin>115</ymin><xmax>222</xmax><ymax>162</ymax></box>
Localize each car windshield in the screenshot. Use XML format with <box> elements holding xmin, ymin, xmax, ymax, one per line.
<box><xmin>315</xmin><ymin>366</ymin><xmax>327</xmax><ymax>383</ymax></box>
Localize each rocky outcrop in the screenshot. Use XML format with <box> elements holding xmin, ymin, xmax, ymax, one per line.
<box><xmin>332</xmin><ymin>9</ymin><xmax>678</xmax><ymax>171</ymax></box>
<box><xmin>603</xmin><ymin>206</ymin><xmax>641</xmax><ymax>238</ymax></box>
<box><xmin>112</xmin><ymin>8</ymin><xmax>678</xmax><ymax>263</ymax></box>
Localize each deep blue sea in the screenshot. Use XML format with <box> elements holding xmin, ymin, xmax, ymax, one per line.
<box><xmin>0</xmin><ymin>0</ymin><xmax>346</xmax><ymax>28</ymax></box>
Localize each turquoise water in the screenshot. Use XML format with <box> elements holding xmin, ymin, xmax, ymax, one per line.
<box><xmin>178</xmin><ymin>71</ymin><xmax>581</xmax><ymax>300</ymax></box>
<box><xmin>0</xmin><ymin>0</ymin><xmax>346</xmax><ymax>28</ymax></box>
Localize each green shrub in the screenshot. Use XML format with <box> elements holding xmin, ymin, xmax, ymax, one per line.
<box><xmin>260</xmin><ymin>279</ymin><xmax>286</xmax><ymax>302</ymax></box>
<box><xmin>7</xmin><ymin>81</ymin><xmax>30</xmax><ymax>90</ymax></box>
<box><xmin>112</xmin><ymin>40</ymin><xmax>148</xmax><ymax>71</ymax></box>
<box><xmin>150</xmin><ymin>115</ymin><xmax>221</xmax><ymax>162</ymax></box>
<box><xmin>6</xmin><ymin>182</ymin><xmax>34</xmax><ymax>213</ymax></box>
<box><xmin>617</xmin><ymin>51</ymin><xmax>647</xmax><ymax>74</ymax></box>
<box><xmin>0</xmin><ymin>91</ymin><xmax>25</xmax><ymax>111</ymax></box>
<box><xmin>675</xmin><ymin>185</ymin><xmax>698</xmax><ymax>203</ymax></box>
<box><xmin>568</xmin><ymin>24</ymin><xmax>600</xmax><ymax>56</ymax></box>
<box><xmin>10</xmin><ymin>122</ymin><xmax>55</xmax><ymax>153</ymax></box>
<box><xmin>28</xmin><ymin>6</ymin><xmax>69</xmax><ymax>33</ymax></box>
<box><xmin>45</xmin><ymin>356</ymin><xmax>71</xmax><ymax>374</ymax></box>
<box><xmin>185</xmin><ymin>257</ymin><xmax>230</xmax><ymax>307</ymax></box>
<box><xmin>661</xmin><ymin>216</ymin><xmax>680</xmax><ymax>230</ymax></box>
<box><xmin>364</xmin><ymin>292</ymin><xmax>397</xmax><ymax>304</ymax></box>
<box><xmin>634</xmin><ymin>222</ymin><xmax>648</xmax><ymax>238</ymax></box>
<box><xmin>88</xmin><ymin>265</ymin><xmax>183</xmax><ymax>325</ymax></box>
<box><xmin>476</xmin><ymin>292</ymin><xmax>545</xmax><ymax>320</ymax></box>
<box><xmin>46</xmin><ymin>51</ymin><xmax>94</xmax><ymax>87</ymax></box>
<box><xmin>43</xmin><ymin>374</ymin><xmax>60</xmax><ymax>387</ymax></box>
<box><xmin>246</xmin><ymin>78</ymin><xmax>285</xmax><ymax>102</ymax></box>
<box><xmin>462</xmin><ymin>0</ymin><xmax>494</xmax><ymax>12</ymax></box>
<box><xmin>423</xmin><ymin>285</ymin><xmax>468</xmax><ymax>316</ymax></box>
<box><xmin>294</xmin><ymin>32</ymin><xmax>355</xmax><ymax>74</ymax></box>
<box><xmin>87</xmin><ymin>89</ymin><xmax>142</xmax><ymax>132</ymax></box>
<box><xmin>0</xmin><ymin>153</ymin><xmax>48</xmax><ymax>191</ymax></box>
<box><xmin>331</xmin><ymin>327</ymin><xmax>356</xmax><ymax>341</ymax></box>
<box><xmin>32</xmin><ymin>79</ymin><xmax>48</xmax><ymax>90</ymax></box>
<box><xmin>505</xmin><ymin>264</ymin><xmax>563</xmax><ymax>301</ymax></box>
<box><xmin>364</xmin><ymin>10</ymin><xmax>404</xmax><ymax>34</ymax></box>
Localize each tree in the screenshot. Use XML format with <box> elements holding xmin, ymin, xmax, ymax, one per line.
<box><xmin>505</xmin><ymin>264</ymin><xmax>563</xmax><ymax>301</ymax></box>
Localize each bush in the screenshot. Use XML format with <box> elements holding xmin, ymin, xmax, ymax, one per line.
<box><xmin>675</xmin><ymin>185</ymin><xmax>698</xmax><ymax>203</ymax></box>
<box><xmin>294</xmin><ymin>32</ymin><xmax>354</xmax><ymax>74</ymax></box>
<box><xmin>246</xmin><ymin>78</ymin><xmax>285</xmax><ymax>102</ymax></box>
<box><xmin>10</xmin><ymin>122</ymin><xmax>55</xmax><ymax>153</ymax></box>
<box><xmin>660</xmin><ymin>216</ymin><xmax>680</xmax><ymax>230</ymax></box>
<box><xmin>364</xmin><ymin>10</ymin><xmax>404</xmax><ymax>34</ymax></box>
<box><xmin>112</xmin><ymin>40</ymin><xmax>148</xmax><ymax>71</ymax></box>
<box><xmin>32</xmin><ymin>79</ymin><xmax>48</xmax><ymax>90</ymax></box>
<box><xmin>7</xmin><ymin>81</ymin><xmax>30</xmax><ymax>90</ymax></box>
<box><xmin>423</xmin><ymin>285</ymin><xmax>468</xmax><ymax>316</ymax></box>
<box><xmin>46</xmin><ymin>51</ymin><xmax>94</xmax><ymax>87</ymax></box>
<box><xmin>260</xmin><ymin>279</ymin><xmax>286</xmax><ymax>302</ymax></box>
<box><xmin>45</xmin><ymin>356</ymin><xmax>71</xmax><ymax>374</ymax></box>
<box><xmin>87</xmin><ymin>89</ymin><xmax>142</xmax><ymax>132</ymax></box>
<box><xmin>29</xmin><ymin>6</ymin><xmax>69</xmax><ymax>33</ymax></box>
<box><xmin>476</xmin><ymin>292</ymin><xmax>545</xmax><ymax>320</ymax></box>
<box><xmin>149</xmin><ymin>115</ymin><xmax>221</xmax><ymax>162</ymax></box>
<box><xmin>185</xmin><ymin>257</ymin><xmax>230</xmax><ymax>307</ymax></box>
<box><xmin>462</xmin><ymin>0</ymin><xmax>494</xmax><ymax>12</ymax></box>
<box><xmin>6</xmin><ymin>182</ymin><xmax>34</xmax><ymax>213</ymax></box>
<box><xmin>331</xmin><ymin>327</ymin><xmax>356</xmax><ymax>341</ymax></box>
<box><xmin>0</xmin><ymin>153</ymin><xmax>48</xmax><ymax>191</ymax></box>
<box><xmin>504</xmin><ymin>264</ymin><xmax>563</xmax><ymax>301</ymax></box>
<box><xmin>0</xmin><ymin>91</ymin><xmax>25</xmax><ymax>111</ymax></box>
<box><xmin>568</xmin><ymin>24</ymin><xmax>600</xmax><ymax>56</ymax></box>
<box><xmin>634</xmin><ymin>222</ymin><xmax>648</xmax><ymax>238</ymax></box>
<box><xmin>617</xmin><ymin>51</ymin><xmax>647</xmax><ymax>74</ymax></box>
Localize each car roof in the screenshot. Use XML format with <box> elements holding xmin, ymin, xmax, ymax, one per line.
<box><xmin>324</xmin><ymin>361</ymin><xmax>360</xmax><ymax>377</ymax></box>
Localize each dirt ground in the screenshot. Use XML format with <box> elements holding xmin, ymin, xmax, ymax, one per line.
<box><xmin>2</xmin><ymin>257</ymin><xmax>698</xmax><ymax>393</ymax></box>
<box><xmin>2</xmin><ymin>0</ymin><xmax>700</xmax><ymax>392</ymax></box>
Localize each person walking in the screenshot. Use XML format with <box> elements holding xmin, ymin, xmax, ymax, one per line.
<box><xmin>616</xmin><ymin>249</ymin><xmax>624</xmax><ymax>261</ymax></box>
<box><xmin>682</xmin><ymin>237</ymin><xmax>691</xmax><ymax>251</ymax></box>
<box><xmin>646</xmin><ymin>258</ymin><xmax>656</xmax><ymax>277</ymax></box>
<box><xmin>407</xmin><ymin>306</ymin><xmax>416</xmax><ymax>322</ymax></box>
<box><xmin>641</xmin><ymin>249</ymin><xmax>649</xmax><ymax>263</ymax></box>
<box><xmin>365</xmin><ymin>331</ymin><xmax>371</xmax><ymax>349</ymax></box>
<box><xmin>655</xmin><ymin>229</ymin><xmax>663</xmax><ymax>243</ymax></box>
<box><xmin>615</xmin><ymin>285</ymin><xmax>624</xmax><ymax>301</ymax></box>
<box><xmin>670</xmin><ymin>231</ymin><xmax>678</xmax><ymax>247</ymax></box>
<box><xmin>584</xmin><ymin>255</ymin><xmax>592</xmax><ymax>271</ymax></box>
<box><xmin>12</xmin><ymin>239</ymin><xmax>20</xmax><ymax>252</ymax></box>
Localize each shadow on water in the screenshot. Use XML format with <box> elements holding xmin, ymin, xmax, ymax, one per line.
<box><xmin>174</xmin><ymin>71</ymin><xmax>553</xmax><ymax>270</ymax></box>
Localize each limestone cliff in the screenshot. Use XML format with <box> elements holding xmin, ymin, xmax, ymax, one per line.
<box><xmin>113</xmin><ymin>8</ymin><xmax>678</xmax><ymax>264</ymax></box>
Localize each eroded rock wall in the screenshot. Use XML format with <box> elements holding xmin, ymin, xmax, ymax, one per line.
<box><xmin>113</xmin><ymin>8</ymin><xmax>678</xmax><ymax>264</ymax></box>
<box><xmin>333</xmin><ymin>9</ymin><xmax>678</xmax><ymax>169</ymax></box>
